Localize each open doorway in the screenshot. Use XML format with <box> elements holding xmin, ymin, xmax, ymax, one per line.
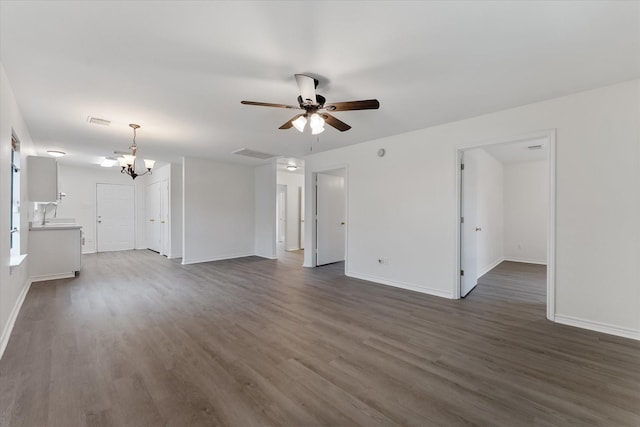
<box><xmin>457</xmin><ymin>131</ymin><xmax>556</xmax><ymax>320</ymax></box>
<box><xmin>275</xmin><ymin>158</ymin><xmax>305</xmax><ymax>257</ymax></box>
<box><xmin>313</xmin><ymin>167</ymin><xmax>347</xmax><ymax>268</ymax></box>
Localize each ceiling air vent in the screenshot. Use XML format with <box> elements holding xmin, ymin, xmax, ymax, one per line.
<box><xmin>527</xmin><ymin>144</ymin><xmax>543</xmax><ymax>150</ymax></box>
<box><xmin>87</xmin><ymin>116</ymin><xmax>111</xmax><ymax>126</ymax></box>
<box><xmin>231</xmin><ymin>148</ymin><xmax>277</xmax><ymax>160</ymax></box>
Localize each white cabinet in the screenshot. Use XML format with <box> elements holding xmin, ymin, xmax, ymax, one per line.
<box><xmin>28</xmin><ymin>156</ymin><xmax>58</xmax><ymax>202</ymax></box>
<box><xmin>29</xmin><ymin>225</ymin><xmax>82</xmax><ymax>281</ymax></box>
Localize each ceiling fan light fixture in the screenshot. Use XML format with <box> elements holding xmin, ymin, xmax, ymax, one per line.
<box><xmin>240</xmin><ymin>73</ymin><xmax>380</xmax><ymax>133</ymax></box>
<box><xmin>310</xmin><ymin>113</ymin><xmax>324</xmax><ymax>128</ymax></box>
<box><xmin>310</xmin><ymin>113</ymin><xmax>325</xmax><ymax>134</ymax></box>
<box><xmin>292</xmin><ymin>115</ymin><xmax>307</xmax><ymax>132</ymax></box>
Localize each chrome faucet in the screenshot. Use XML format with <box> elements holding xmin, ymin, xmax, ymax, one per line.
<box><xmin>41</xmin><ymin>202</ymin><xmax>58</xmax><ymax>225</ymax></box>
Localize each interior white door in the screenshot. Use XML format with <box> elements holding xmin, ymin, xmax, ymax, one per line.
<box><xmin>299</xmin><ymin>186</ymin><xmax>305</xmax><ymax>248</ymax></box>
<box><xmin>277</xmin><ymin>184</ymin><xmax>287</xmax><ymax>246</ymax></box>
<box><xmin>146</xmin><ymin>181</ymin><xmax>161</xmax><ymax>252</ymax></box>
<box><xmin>460</xmin><ymin>151</ymin><xmax>478</xmax><ymax>297</ymax></box>
<box><xmin>161</xmin><ymin>179</ymin><xmax>170</xmax><ymax>256</ymax></box>
<box><xmin>96</xmin><ymin>183</ymin><xmax>135</xmax><ymax>252</ymax></box>
<box><xmin>316</xmin><ymin>172</ymin><xmax>345</xmax><ymax>266</ymax></box>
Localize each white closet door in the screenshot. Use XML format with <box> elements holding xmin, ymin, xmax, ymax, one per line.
<box><xmin>146</xmin><ymin>181</ymin><xmax>161</xmax><ymax>252</ymax></box>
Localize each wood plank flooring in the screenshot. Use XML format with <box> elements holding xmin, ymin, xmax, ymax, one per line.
<box><xmin>1</xmin><ymin>252</ymin><xmax>639</xmax><ymax>426</ymax></box>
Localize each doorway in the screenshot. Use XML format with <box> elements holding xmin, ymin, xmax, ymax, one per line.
<box><xmin>96</xmin><ymin>183</ymin><xmax>135</xmax><ymax>252</ymax></box>
<box><xmin>276</xmin><ymin>158</ymin><xmax>305</xmax><ymax>256</ymax></box>
<box><xmin>276</xmin><ymin>184</ymin><xmax>287</xmax><ymax>252</ymax></box>
<box><xmin>314</xmin><ymin>168</ymin><xmax>346</xmax><ymax>267</ymax></box>
<box><xmin>457</xmin><ymin>131</ymin><xmax>556</xmax><ymax>320</ymax></box>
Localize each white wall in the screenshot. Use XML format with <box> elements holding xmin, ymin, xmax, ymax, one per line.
<box><xmin>57</xmin><ymin>164</ymin><xmax>147</xmax><ymax>254</ymax></box>
<box><xmin>277</xmin><ymin>171</ymin><xmax>304</xmax><ymax>251</ymax></box>
<box><xmin>170</xmin><ymin>162</ymin><xmax>183</xmax><ymax>259</ymax></box>
<box><xmin>504</xmin><ymin>160</ymin><xmax>548</xmax><ymax>264</ymax></box>
<box><xmin>254</xmin><ymin>163</ymin><xmax>276</xmax><ymax>259</ymax></box>
<box><xmin>470</xmin><ymin>148</ymin><xmax>504</xmax><ymax>277</ymax></box>
<box><xmin>182</xmin><ymin>157</ymin><xmax>254</xmax><ymax>264</ymax></box>
<box><xmin>304</xmin><ymin>79</ymin><xmax>640</xmax><ymax>339</ymax></box>
<box><xmin>0</xmin><ymin>63</ymin><xmax>36</xmax><ymax>358</ymax></box>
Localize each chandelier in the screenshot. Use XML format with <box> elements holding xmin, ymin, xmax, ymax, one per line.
<box><xmin>118</xmin><ymin>124</ymin><xmax>155</xmax><ymax>179</ymax></box>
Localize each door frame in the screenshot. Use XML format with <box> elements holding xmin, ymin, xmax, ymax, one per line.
<box><xmin>309</xmin><ymin>165</ymin><xmax>349</xmax><ymax>271</ymax></box>
<box><xmin>454</xmin><ymin>129</ymin><xmax>556</xmax><ymax>321</ymax></box>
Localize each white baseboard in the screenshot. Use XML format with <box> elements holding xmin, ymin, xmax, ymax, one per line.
<box><xmin>257</xmin><ymin>255</ymin><xmax>278</xmax><ymax>260</ymax></box>
<box><xmin>30</xmin><ymin>272</ymin><xmax>76</xmax><ymax>282</ymax></box>
<box><xmin>478</xmin><ymin>257</ymin><xmax>504</xmax><ymax>278</ymax></box>
<box><xmin>347</xmin><ymin>271</ymin><xmax>453</xmax><ymax>299</ymax></box>
<box><xmin>555</xmin><ymin>315</ymin><xmax>640</xmax><ymax>341</ymax></box>
<box><xmin>181</xmin><ymin>252</ymin><xmax>254</xmax><ymax>265</ymax></box>
<box><xmin>0</xmin><ymin>279</ymin><xmax>32</xmax><ymax>360</ymax></box>
<box><xmin>503</xmin><ymin>256</ymin><xmax>547</xmax><ymax>265</ymax></box>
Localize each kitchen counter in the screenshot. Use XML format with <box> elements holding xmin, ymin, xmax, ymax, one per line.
<box><xmin>30</xmin><ymin>224</ymin><xmax>82</xmax><ymax>231</ymax></box>
<box><xmin>29</xmin><ymin>220</ymin><xmax>82</xmax><ymax>281</ymax></box>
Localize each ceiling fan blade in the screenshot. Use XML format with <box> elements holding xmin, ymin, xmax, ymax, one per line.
<box><xmin>294</xmin><ymin>74</ymin><xmax>318</xmax><ymax>105</ymax></box>
<box><xmin>241</xmin><ymin>100</ymin><xmax>300</xmax><ymax>109</ymax></box>
<box><xmin>321</xmin><ymin>113</ymin><xmax>351</xmax><ymax>132</ymax></box>
<box><xmin>324</xmin><ymin>99</ymin><xmax>380</xmax><ymax>111</ymax></box>
<box><xmin>279</xmin><ymin>114</ymin><xmax>304</xmax><ymax>130</ymax></box>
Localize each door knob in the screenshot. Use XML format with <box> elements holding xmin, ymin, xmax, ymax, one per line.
<box><xmin>161</xmin><ymin>221</ymin><xmax>165</xmax><ymax>224</ymax></box>
<box><xmin>98</xmin><ymin>220</ymin><xmax>102</xmax><ymax>223</ymax></box>
<box><xmin>149</xmin><ymin>219</ymin><xmax>155</xmax><ymax>222</ymax></box>
<box><xmin>341</xmin><ymin>222</ymin><xmax>345</xmax><ymax>225</ymax></box>
<box><xmin>475</xmin><ymin>227</ymin><xmax>482</xmax><ymax>231</ymax></box>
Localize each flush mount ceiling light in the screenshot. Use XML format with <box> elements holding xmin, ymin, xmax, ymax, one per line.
<box><xmin>47</xmin><ymin>150</ymin><xmax>66</xmax><ymax>157</ymax></box>
<box><xmin>118</xmin><ymin>124</ymin><xmax>155</xmax><ymax>179</ymax></box>
<box><xmin>286</xmin><ymin>164</ymin><xmax>298</xmax><ymax>171</ymax></box>
<box><xmin>100</xmin><ymin>157</ymin><xmax>118</xmax><ymax>167</ymax></box>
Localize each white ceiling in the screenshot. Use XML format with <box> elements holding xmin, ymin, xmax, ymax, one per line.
<box><xmin>1</xmin><ymin>1</ymin><xmax>638</xmax><ymax>168</ymax></box>
<box><xmin>482</xmin><ymin>138</ymin><xmax>548</xmax><ymax>165</ymax></box>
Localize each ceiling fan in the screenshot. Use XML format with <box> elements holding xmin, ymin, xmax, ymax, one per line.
<box><xmin>241</xmin><ymin>74</ymin><xmax>380</xmax><ymax>133</ymax></box>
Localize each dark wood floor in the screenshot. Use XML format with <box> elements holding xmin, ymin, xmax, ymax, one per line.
<box><xmin>1</xmin><ymin>252</ymin><xmax>639</xmax><ymax>426</ymax></box>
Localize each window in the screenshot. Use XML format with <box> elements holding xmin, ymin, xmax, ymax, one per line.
<box><xmin>10</xmin><ymin>135</ymin><xmax>20</xmax><ymax>255</ymax></box>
